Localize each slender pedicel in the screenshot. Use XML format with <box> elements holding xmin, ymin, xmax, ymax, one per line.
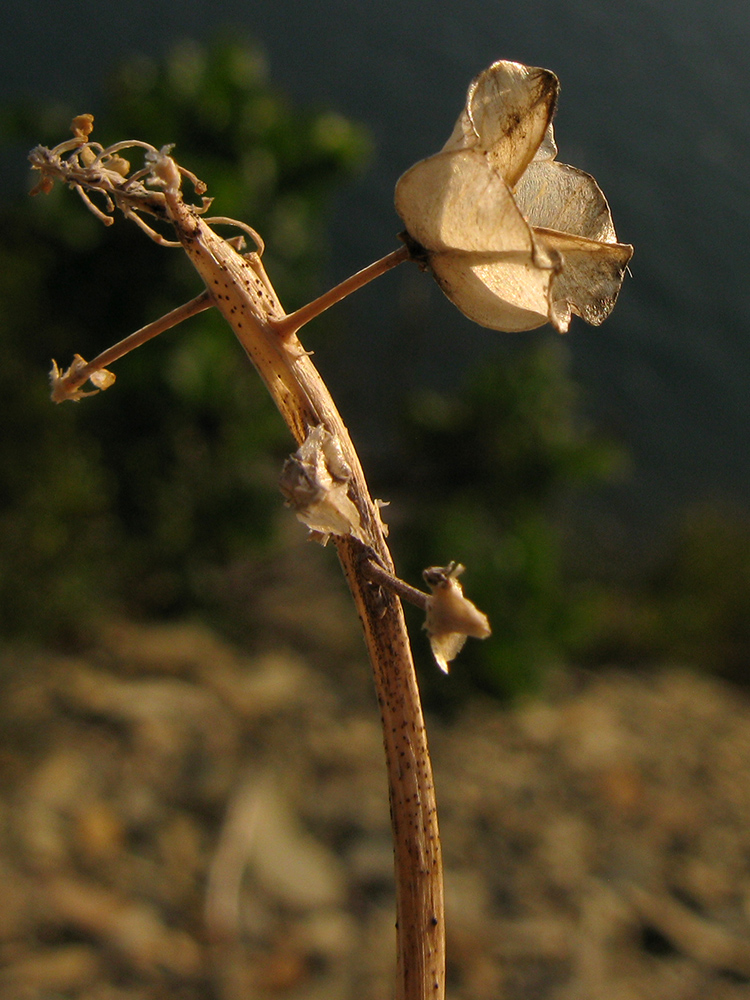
<box><xmin>362</xmin><ymin>557</ymin><xmax>430</xmax><ymax>612</ymax></box>
<box><xmin>271</xmin><ymin>246</ymin><xmax>409</xmax><ymax>339</ymax></box>
<box><xmin>51</xmin><ymin>292</ymin><xmax>213</xmax><ymax>399</ymax></box>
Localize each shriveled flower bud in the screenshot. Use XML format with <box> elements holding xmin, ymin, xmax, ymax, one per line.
<box><xmin>49</xmin><ymin>355</ymin><xmax>116</xmax><ymax>403</ymax></box>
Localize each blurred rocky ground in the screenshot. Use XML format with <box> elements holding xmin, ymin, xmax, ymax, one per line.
<box><xmin>2</xmin><ymin>542</ymin><xmax>750</xmax><ymax>1000</ymax></box>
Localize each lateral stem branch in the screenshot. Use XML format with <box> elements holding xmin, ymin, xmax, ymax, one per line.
<box><xmin>60</xmin><ymin>291</ymin><xmax>213</xmax><ymax>393</ymax></box>
<box><xmin>363</xmin><ymin>558</ymin><xmax>430</xmax><ymax>612</ymax></box>
<box><xmin>272</xmin><ymin>246</ymin><xmax>409</xmax><ymax>339</ymax></box>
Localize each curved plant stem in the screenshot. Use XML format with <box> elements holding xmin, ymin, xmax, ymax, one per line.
<box><xmin>36</xmin><ymin>129</ymin><xmax>445</xmax><ymax>997</ymax></box>
<box><xmin>157</xmin><ymin>182</ymin><xmax>445</xmax><ymax>1000</ymax></box>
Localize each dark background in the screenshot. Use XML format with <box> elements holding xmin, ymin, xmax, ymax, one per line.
<box><xmin>4</xmin><ymin>0</ymin><xmax>750</xmax><ymax>561</ymax></box>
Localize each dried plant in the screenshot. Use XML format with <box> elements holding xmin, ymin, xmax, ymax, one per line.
<box><xmin>29</xmin><ymin>60</ymin><xmax>630</xmax><ymax>1000</ymax></box>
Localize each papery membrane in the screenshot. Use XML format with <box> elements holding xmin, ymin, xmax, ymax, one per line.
<box><xmin>395</xmin><ymin>149</ymin><xmax>536</xmax><ymax>254</ymax></box>
<box><xmin>443</xmin><ymin>61</ymin><xmax>559</xmax><ymax>186</ymax></box>
<box><xmin>514</xmin><ymin>161</ymin><xmax>619</xmax><ymax>243</ymax></box>
<box><xmin>394</xmin><ymin>58</ymin><xmax>633</xmax><ymax>333</ymax></box>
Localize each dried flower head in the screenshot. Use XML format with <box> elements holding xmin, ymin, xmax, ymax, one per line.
<box><xmin>29</xmin><ymin>116</ymin><xmax>209</xmax><ymax>241</ymax></box>
<box><xmin>423</xmin><ymin>562</ymin><xmax>491</xmax><ymax>673</ymax></box>
<box><xmin>395</xmin><ymin>60</ymin><xmax>633</xmax><ymax>333</ymax></box>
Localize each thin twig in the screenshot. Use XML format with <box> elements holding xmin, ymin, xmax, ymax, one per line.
<box><xmin>362</xmin><ymin>557</ymin><xmax>430</xmax><ymax>611</ymax></box>
<box><xmin>271</xmin><ymin>246</ymin><xmax>409</xmax><ymax>340</ymax></box>
<box><xmin>55</xmin><ymin>291</ymin><xmax>213</xmax><ymax>396</ymax></box>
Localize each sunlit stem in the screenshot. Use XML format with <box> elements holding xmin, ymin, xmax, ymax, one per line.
<box><xmin>272</xmin><ymin>245</ymin><xmax>409</xmax><ymax>340</ymax></box>
<box><xmin>62</xmin><ymin>291</ymin><xmax>213</xmax><ymax>393</ymax></box>
<box><xmin>363</xmin><ymin>558</ymin><xmax>429</xmax><ymax>612</ymax></box>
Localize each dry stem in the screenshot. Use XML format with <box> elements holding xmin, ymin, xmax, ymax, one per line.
<box><xmin>362</xmin><ymin>558</ymin><xmax>431</xmax><ymax>612</ymax></box>
<box><xmin>272</xmin><ymin>246</ymin><xmax>409</xmax><ymax>340</ymax></box>
<box><xmin>50</xmin><ymin>292</ymin><xmax>213</xmax><ymax>400</ymax></box>
<box><xmin>161</xmin><ymin>187</ymin><xmax>445</xmax><ymax>1000</ymax></box>
<box><xmin>34</xmin><ymin>137</ymin><xmax>444</xmax><ymax>1000</ymax></box>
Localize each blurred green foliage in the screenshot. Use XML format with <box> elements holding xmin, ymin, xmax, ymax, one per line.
<box><xmin>659</xmin><ymin>505</ymin><xmax>750</xmax><ymax>675</ymax></box>
<box><xmin>579</xmin><ymin>503</ymin><xmax>750</xmax><ymax>683</ymax></box>
<box><xmin>0</xmin><ymin>35</ymin><xmax>369</xmax><ymax>637</ymax></box>
<box><xmin>389</xmin><ymin>341</ymin><xmax>624</xmax><ymax>704</ymax></box>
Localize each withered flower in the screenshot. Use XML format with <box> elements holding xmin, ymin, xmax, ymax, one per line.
<box><xmin>279</xmin><ymin>425</ymin><xmax>363</xmax><ymax>544</ymax></box>
<box><xmin>423</xmin><ymin>563</ymin><xmax>491</xmax><ymax>673</ymax></box>
<box><xmin>395</xmin><ymin>60</ymin><xmax>633</xmax><ymax>332</ymax></box>
<box><xmin>49</xmin><ymin>355</ymin><xmax>116</xmax><ymax>402</ymax></box>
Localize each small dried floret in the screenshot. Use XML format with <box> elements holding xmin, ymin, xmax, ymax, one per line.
<box><xmin>71</xmin><ymin>114</ymin><xmax>95</xmax><ymax>139</ymax></box>
<box><xmin>423</xmin><ymin>562</ymin><xmax>491</xmax><ymax>673</ymax></box>
<box><xmin>29</xmin><ymin>173</ymin><xmax>55</xmax><ymax>196</ymax></box>
<box><xmin>89</xmin><ymin>368</ymin><xmax>117</xmax><ymax>391</ymax></box>
<box><xmin>50</xmin><ymin>355</ymin><xmax>116</xmax><ymax>403</ymax></box>
<box><xmin>145</xmin><ymin>146</ymin><xmax>182</xmax><ymax>193</ymax></box>
<box><xmin>106</xmin><ymin>155</ymin><xmax>131</xmax><ymax>177</ymax></box>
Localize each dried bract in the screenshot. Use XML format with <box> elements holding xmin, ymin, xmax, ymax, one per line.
<box><xmin>50</xmin><ymin>356</ymin><xmax>116</xmax><ymax>403</ymax></box>
<box><xmin>279</xmin><ymin>425</ymin><xmax>363</xmax><ymax>544</ymax></box>
<box><xmin>423</xmin><ymin>562</ymin><xmax>491</xmax><ymax>673</ymax></box>
<box><xmin>395</xmin><ymin>60</ymin><xmax>633</xmax><ymax>332</ymax></box>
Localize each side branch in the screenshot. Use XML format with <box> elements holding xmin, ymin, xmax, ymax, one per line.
<box><xmin>272</xmin><ymin>246</ymin><xmax>409</xmax><ymax>340</ymax></box>
<box><xmin>50</xmin><ymin>292</ymin><xmax>213</xmax><ymax>401</ymax></box>
<box><xmin>362</xmin><ymin>557</ymin><xmax>430</xmax><ymax>611</ymax></box>
<box><xmin>81</xmin><ymin>290</ymin><xmax>213</xmax><ymax>372</ymax></box>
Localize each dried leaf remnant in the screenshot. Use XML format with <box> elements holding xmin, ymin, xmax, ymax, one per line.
<box><xmin>279</xmin><ymin>425</ymin><xmax>363</xmax><ymax>544</ymax></box>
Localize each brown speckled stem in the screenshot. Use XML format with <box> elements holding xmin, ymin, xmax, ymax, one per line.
<box><xmin>158</xmin><ymin>180</ymin><xmax>445</xmax><ymax>1000</ymax></box>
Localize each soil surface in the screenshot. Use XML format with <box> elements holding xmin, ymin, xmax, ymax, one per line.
<box><xmin>3</xmin><ymin>544</ymin><xmax>750</xmax><ymax>1000</ymax></box>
